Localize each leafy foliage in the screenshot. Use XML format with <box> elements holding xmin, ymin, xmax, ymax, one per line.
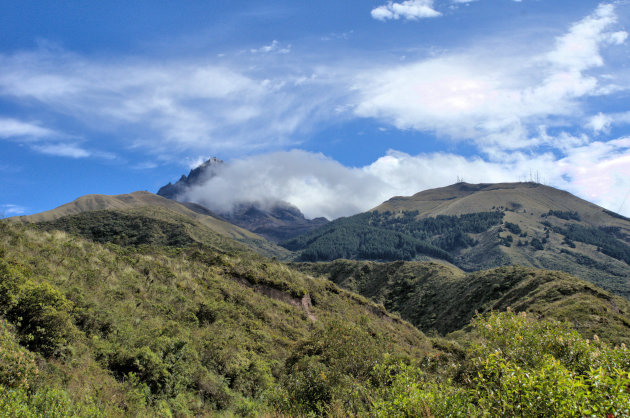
<box><xmin>373</xmin><ymin>312</ymin><xmax>630</xmax><ymax>417</ymax></box>
<box><xmin>0</xmin><ymin>221</ymin><xmax>428</xmax><ymax>415</ymax></box>
<box><xmin>0</xmin><ymin>320</ymin><xmax>38</xmax><ymax>390</ymax></box>
<box><xmin>0</xmin><ymin>259</ymin><xmax>74</xmax><ymax>357</ymax></box>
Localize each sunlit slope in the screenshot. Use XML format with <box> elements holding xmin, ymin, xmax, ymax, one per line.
<box><xmin>375</xmin><ymin>182</ymin><xmax>629</xmax><ymax>226</ymax></box>
<box><xmin>0</xmin><ymin>221</ymin><xmax>428</xmax><ymax>415</ymax></box>
<box><xmin>13</xmin><ymin>191</ymin><xmax>292</xmax><ymax>259</ymax></box>
<box><xmin>284</xmin><ymin>182</ymin><xmax>630</xmax><ymax>297</ymax></box>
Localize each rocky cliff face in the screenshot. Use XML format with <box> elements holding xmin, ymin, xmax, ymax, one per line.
<box><xmin>157</xmin><ymin>157</ymin><xmax>225</xmax><ymax>200</ymax></box>
<box><xmin>157</xmin><ymin>158</ymin><xmax>329</xmax><ymax>242</ymax></box>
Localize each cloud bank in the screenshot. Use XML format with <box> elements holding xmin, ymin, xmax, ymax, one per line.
<box><xmin>182</xmin><ymin>143</ymin><xmax>630</xmax><ymax>220</ymax></box>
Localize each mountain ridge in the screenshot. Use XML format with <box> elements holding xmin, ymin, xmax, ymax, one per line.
<box><xmin>283</xmin><ymin>182</ymin><xmax>630</xmax><ymax>298</ymax></box>
<box><xmin>11</xmin><ymin>191</ymin><xmax>291</xmax><ymax>259</ymax></box>
<box><xmin>156</xmin><ymin>158</ymin><xmax>329</xmax><ymax>242</ymax></box>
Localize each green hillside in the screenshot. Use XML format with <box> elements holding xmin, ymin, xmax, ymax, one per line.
<box><xmin>0</xmin><ymin>220</ymin><xmax>429</xmax><ymax>416</ymax></box>
<box><xmin>281</xmin><ymin>210</ymin><xmax>504</xmax><ymax>263</ymax></box>
<box><xmin>294</xmin><ymin>260</ymin><xmax>630</xmax><ymax>345</ymax></box>
<box><xmin>13</xmin><ymin>191</ymin><xmax>292</xmax><ymax>260</ymax></box>
<box><xmin>2</xmin><ymin>220</ymin><xmax>630</xmax><ymax>416</ymax></box>
<box><xmin>282</xmin><ymin>183</ymin><xmax>630</xmax><ymax>299</ymax></box>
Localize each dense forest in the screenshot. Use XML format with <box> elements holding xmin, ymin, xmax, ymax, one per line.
<box><xmin>281</xmin><ymin>211</ymin><xmax>504</xmax><ymax>262</ymax></box>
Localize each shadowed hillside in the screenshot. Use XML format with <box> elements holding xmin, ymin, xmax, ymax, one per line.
<box><xmin>293</xmin><ymin>260</ymin><xmax>630</xmax><ymax>345</ymax></box>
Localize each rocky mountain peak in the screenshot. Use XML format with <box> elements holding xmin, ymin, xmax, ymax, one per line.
<box><xmin>157</xmin><ymin>157</ymin><xmax>224</xmax><ymax>200</ymax></box>
<box><xmin>156</xmin><ymin>157</ymin><xmax>329</xmax><ymax>242</ymax></box>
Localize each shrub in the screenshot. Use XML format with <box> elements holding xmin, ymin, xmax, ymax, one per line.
<box><xmin>371</xmin><ymin>312</ymin><xmax>630</xmax><ymax>417</ymax></box>
<box><xmin>0</xmin><ymin>260</ymin><xmax>74</xmax><ymax>357</ymax></box>
<box><xmin>0</xmin><ymin>385</ymin><xmax>104</xmax><ymax>418</ymax></box>
<box><xmin>0</xmin><ymin>320</ymin><xmax>38</xmax><ymax>390</ymax></box>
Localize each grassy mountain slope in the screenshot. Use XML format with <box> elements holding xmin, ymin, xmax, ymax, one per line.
<box><xmin>294</xmin><ymin>260</ymin><xmax>630</xmax><ymax>345</ymax></box>
<box><xmin>0</xmin><ymin>221</ymin><xmax>428</xmax><ymax>415</ymax></box>
<box><xmin>283</xmin><ymin>182</ymin><xmax>630</xmax><ymax>298</ymax></box>
<box><xmin>13</xmin><ymin>191</ymin><xmax>291</xmax><ymax>259</ymax></box>
<box><xmin>2</xmin><ymin>221</ymin><xmax>629</xmax><ymax>415</ymax></box>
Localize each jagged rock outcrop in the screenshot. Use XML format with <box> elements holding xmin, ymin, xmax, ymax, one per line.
<box><xmin>157</xmin><ymin>158</ymin><xmax>329</xmax><ymax>242</ymax></box>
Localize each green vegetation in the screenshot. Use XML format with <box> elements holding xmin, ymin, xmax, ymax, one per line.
<box><xmin>550</xmin><ymin>223</ymin><xmax>630</xmax><ymax>265</ymax></box>
<box><xmin>373</xmin><ymin>311</ymin><xmax>630</xmax><ymax>417</ymax></box>
<box><xmin>30</xmin><ymin>206</ymin><xmax>292</xmax><ymax>260</ymax></box>
<box><xmin>0</xmin><ymin>221</ymin><xmax>428</xmax><ymax>415</ymax></box>
<box><xmin>543</xmin><ymin>210</ymin><xmax>581</xmax><ymax>221</ymax></box>
<box><xmin>281</xmin><ymin>211</ymin><xmax>503</xmax><ymax>262</ymax></box>
<box><xmin>37</xmin><ymin>210</ymin><xmax>195</xmax><ymax>247</ymax></box>
<box><xmin>3</xmin><ymin>194</ymin><xmax>630</xmax><ymax>415</ymax></box>
<box><xmin>17</xmin><ymin>192</ymin><xmax>294</xmax><ymax>260</ymax></box>
<box><xmin>504</xmin><ymin>221</ymin><xmax>521</xmax><ymax>234</ymax></box>
<box><xmin>294</xmin><ymin>260</ymin><xmax>630</xmax><ymax>345</ymax></box>
<box><xmin>560</xmin><ymin>248</ymin><xmax>625</xmax><ymax>275</ymax></box>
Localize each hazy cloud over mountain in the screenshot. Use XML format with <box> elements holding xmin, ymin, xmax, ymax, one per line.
<box><xmin>182</xmin><ymin>144</ymin><xmax>630</xmax><ymax>220</ymax></box>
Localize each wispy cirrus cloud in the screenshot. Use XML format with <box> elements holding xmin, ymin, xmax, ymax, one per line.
<box><xmin>0</xmin><ymin>118</ymin><xmax>56</xmax><ymax>139</ymax></box>
<box><xmin>0</xmin><ymin>117</ymin><xmax>93</xmax><ymax>158</ymax></box>
<box><xmin>0</xmin><ymin>49</ymin><xmax>343</xmax><ymax>158</ymax></box>
<box><xmin>31</xmin><ymin>143</ymin><xmax>91</xmax><ymax>158</ymax></box>
<box><xmin>371</xmin><ymin>0</ymin><xmax>441</xmax><ymax>21</ymax></box>
<box><xmin>0</xmin><ymin>203</ymin><xmax>27</xmax><ymax>217</ymax></box>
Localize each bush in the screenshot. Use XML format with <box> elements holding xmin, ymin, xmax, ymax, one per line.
<box><xmin>0</xmin><ymin>320</ymin><xmax>38</xmax><ymax>390</ymax></box>
<box><xmin>0</xmin><ymin>260</ymin><xmax>74</xmax><ymax>357</ymax></box>
<box><xmin>0</xmin><ymin>385</ymin><xmax>104</xmax><ymax>418</ymax></box>
<box><xmin>277</xmin><ymin>320</ymin><xmax>385</xmax><ymax>415</ymax></box>
<box><xmin>465</xmin><ymin>311</ymin><xmax>630</xmax><ymax>416</ymax></box>
<box><xmin>371</xmin><ymin>312</ymin><xmax>630</xmax><ymax>417</ymax></box>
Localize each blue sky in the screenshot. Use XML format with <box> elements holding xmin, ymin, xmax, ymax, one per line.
<box><xmin>2</xmin><ymin>0</ymin><xmax>630</xmax><ymax>219</ymax></box>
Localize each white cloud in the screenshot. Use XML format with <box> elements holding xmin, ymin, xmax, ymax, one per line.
<box><xmin>179</xmin><ymin>138</ymin><xmax>630</xmax><ymax>220</ymax></box>
<box><xmin>356</xmin><ymin>3</ymin><xmax>628</xmax><ymax>155</ymax></box>
<box><xmin>0</xmin><ymin>118</ymin><xmax>56</xmax><ymax>139</ymax></box>
<box><xmin>0</xmin><ymin>117</ymin><xmax>94</xmax><ymax>158</ymax></box>
<box><xmin>546</xmin><ymin>4</ymin><xmax>625</xmax><ymax>71</ymax></box>
<box><xmin>250</xmin><ymin>40</ymin><xmax>291</xmax><ymax>54</ymax></box>
<box><xmin>31</xmin><ymin>143</ymin><xmax>91</xmax><ymax>158</ymax></box>
<box><xmin>371</xmin><ymin>0</ymin><xmax>441</xmax><ymax>21</ymax></box>
<box><xmin>0</xmin><ymin>50</ymin><xmax>342</xmax><ymax>158</ymax></box>
<box><xmin>587</xmin><ymin>111</ymin><xmax>630</xmax><ymax>133</ymax></box>
<box><xmin>0</xmin><ymin>204</ymin><xmax>27</xmax><ymax>217</ymax></box>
